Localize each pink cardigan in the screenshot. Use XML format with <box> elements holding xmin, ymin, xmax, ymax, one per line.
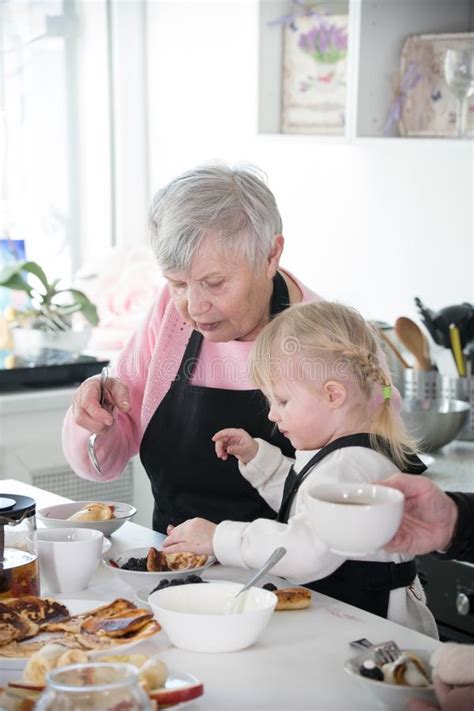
<box><xmin>62</xmin><ymin>271</ymin><xmax>319</xmax><ymax>481</ymax></box>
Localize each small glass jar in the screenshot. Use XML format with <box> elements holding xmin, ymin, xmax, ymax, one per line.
<box><xmin>0</xmin><ymin>494</ymin><xmax>39</xmax><ymax>598</ymax></box>
<box><xmin>36</xmin><ymin>663</ymin><xmax>153</xmax><ymax>711</ymax></box>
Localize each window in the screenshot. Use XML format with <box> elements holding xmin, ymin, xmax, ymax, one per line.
<box><xmin>0</xmin><ymin>0</ymin><xmax>115</xmax><ymax>284</ymax></box>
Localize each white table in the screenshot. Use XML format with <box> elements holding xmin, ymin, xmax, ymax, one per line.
<box><xmin>1</xmin><ymin>480</ymin><xmax>440</xmax><ymax>710</ymax></box>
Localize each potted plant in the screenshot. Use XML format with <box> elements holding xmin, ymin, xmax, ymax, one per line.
<box><xmin>0</xmin><ymin>260</ymin><xmax>99</xmax><ymax>362</ymax></box>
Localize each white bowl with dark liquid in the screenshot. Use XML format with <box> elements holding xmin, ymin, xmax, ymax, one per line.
<box><xmin>305</xmin><ymin>483</ymin><xmax>404</xmax><ymax>556</ymax></box>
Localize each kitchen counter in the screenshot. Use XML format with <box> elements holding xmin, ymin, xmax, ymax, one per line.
<box><xmin>424</xmin><ymin>441</ymin><xmax>474</xmax><ymax>493</ymax></box>
<box><xmin>0</xmin><ymin>479</ymin><xmax>440</xmax><ymax>710</ymax></box>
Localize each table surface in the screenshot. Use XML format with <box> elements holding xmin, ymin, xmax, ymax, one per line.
<box><xmin>0</xmin><ymin>479</ymin><xmax>440</xmax><ymax>710</ymax></box>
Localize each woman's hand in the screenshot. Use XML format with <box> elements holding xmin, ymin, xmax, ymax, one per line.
<box><xmin>410</xmin><ymin>642</ymin><xmax>474</xmax><ymax>711</ymax></box>
<box><xmin>377</xmin><ymin>473</ymin><xmax>458</xmax><ymax>555</ymax></box>
<box><xmin>212</xmin><ymin>428</ymin><xmax>258</xmax><ymax>464</ymax></box>
<box><xmin>162</xmin><ymin>519</ymin><xmax>217</xmax><ymax>556</ymax></box>
<box><xmin>71</xmin><ymin>375</ymin><xmax>131</xmax><ymax>435</ymax></box>
<box><xmin>409</xmin><ymin>678</ymin><xmax>474</xmax><ymax>711</ymax></box>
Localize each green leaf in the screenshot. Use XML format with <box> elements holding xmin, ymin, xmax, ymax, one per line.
<box><xmin>0</xmin><ymin>260</ymin><xmax>49</xmax><ymax>297</ymax></box>
<box><xmin>0</xmin><ymin>270</ymin><xmax>33</xmax><ymax>295</ymax></box>
<box><xmin>21</xmin><ymin>261</ymin><xmax>50</xmax><ymax>292</ymax></box>
<box><xmin>54</xmin><ymin>288</ymin><xmax>99</xmax><ymax>326</ymax></box>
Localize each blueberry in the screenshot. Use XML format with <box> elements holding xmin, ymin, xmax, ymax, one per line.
<box><xmin>262</xmin><ymin>583</ymin><xmax>278</xmax><ymax>591</ymax></box>
<box><xmin>187</xmin><ymin>575</ymin><xmax>202</xmax><ymax>584</ymax></box>
<box><xmin>359</xmin><ymin>660</ymin><xmax>384</xmax><ymax>681</ymax></box>
<box><xmin>122</xmin><ymin>557</ymin><xmax>147</xmax><ymax>571</ymax></box>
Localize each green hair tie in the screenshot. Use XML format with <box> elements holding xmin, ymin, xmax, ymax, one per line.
<box><xmin>382</xmin><ymin>385</ymin><xmax>392</xmax><ymax>401</ymax></box>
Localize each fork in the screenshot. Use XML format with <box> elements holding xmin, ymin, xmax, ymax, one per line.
<box><xmin>88</xmin><ymin>367</ymin><xmax>110</xmax><ymax>475</ymax></box>
<box><xmin>350</xmin><ymin>638</ymin><xmax>402</xmax><ymax>665</ymax></box>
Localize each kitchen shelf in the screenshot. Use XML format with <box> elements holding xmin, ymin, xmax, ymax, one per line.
<box><xmin>258</xmin><ymin>0</ymin><xmax>474</xmax><ymax>140</ymax></box>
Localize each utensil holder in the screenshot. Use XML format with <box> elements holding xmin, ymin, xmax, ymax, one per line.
<box><xmin>403</xmin><ymin>370</ymin><xmax>474</xmax><ymax>441</ymax></box>
<box><xmin>403</xmin><ymin>370</ymin><xmax>440</xmax><ymax>400</ymax></box>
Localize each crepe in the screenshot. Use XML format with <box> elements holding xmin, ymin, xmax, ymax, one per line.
<box><xmin>68</xmin><ymin>503</ymin><xmax>115</xmax><ymax>522</ymax></box>
<box><xmin>0</xmin><ymin>598</ymin><xmax>161</xmax><ymax>658</ymax></box>
<box><xmin>5</xmin><ymin>597</ymin><xmax>69</xmax><ymax>629</ymax></box>
<box><xmin>145</xmin><ymin>548</ymin><xmax>208</xmax><ymax>572</ymax></box>
<box><xmin>81</xmin><ymin>609</ymin><xmax>153</xmax><ymax>638</ymax></box>
<box><xmin>0</xmin><ymin>605</ymin><xmax>38</xmax><ymax>645</ymax></box>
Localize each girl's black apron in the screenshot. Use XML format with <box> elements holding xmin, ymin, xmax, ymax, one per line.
<box><xmin>140</xmin><ymin>272</ymin><xmax>294</xmax><ymax>534</ymax></box>
<box><xmin>277</xmin><ymin>433</ymin><xmax>427</xmax><ymax>618</ymax></box>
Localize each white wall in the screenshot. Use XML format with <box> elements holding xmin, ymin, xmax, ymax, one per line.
<box><xmin>145</xmin><ymin>0</ymin><xmax>473</xmax><ymax>325</ymax></box>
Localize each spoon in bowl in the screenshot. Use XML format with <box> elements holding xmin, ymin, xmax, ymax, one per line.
<box><xmin>226</xmin><ymin>546</ymin><xmax>287</xmax><ymax>614</ymax></box>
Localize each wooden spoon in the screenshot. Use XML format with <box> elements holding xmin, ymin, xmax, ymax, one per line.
<box><xmin>378</xmin><ymin>329</ymin><xmax>410</xmax><ymax>369</ymax></box>
<box><xmin>394</xmin><ymin>317</ymin><xmax>433</xmax><ymax>371</ymax></box>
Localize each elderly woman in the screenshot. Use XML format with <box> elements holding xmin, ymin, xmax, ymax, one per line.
<box><xmin>63</xmin><ymin>164</ymin><xmax>319</xmax><ymax>533</ymax></box>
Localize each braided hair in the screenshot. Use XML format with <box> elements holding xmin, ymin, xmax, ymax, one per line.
<box><xmin>251</xmin><ymin>301</ymin><xmax>416</xmax><ymax>470</ymax></box>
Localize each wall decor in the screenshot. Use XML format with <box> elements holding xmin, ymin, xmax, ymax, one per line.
<box><xmin>281</xmin><ymin>10</ymin><xmax>349</xmax><ymax>134</ymax></box>
<box><xmin>399</xmin><ymin>32</ymin><xmax>474</xmax><ymax>138</ymax></box>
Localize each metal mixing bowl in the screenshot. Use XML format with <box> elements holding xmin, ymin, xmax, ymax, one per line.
<box><xmin>401</xmin><ymin>398</ymin><xmax>470</xmax><ymax>453</ymax></box>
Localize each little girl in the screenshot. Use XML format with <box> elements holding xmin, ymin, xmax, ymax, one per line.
<box><xmin>163</xmin><ymin>301</ymin><xmax>437</xmax><ymax>636</ymax></box>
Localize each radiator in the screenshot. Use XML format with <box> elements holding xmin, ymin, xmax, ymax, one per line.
<box><xmin>31</xmin><ymin>462</ymin><xmax>134</xmax><ymax>504</ymax></box>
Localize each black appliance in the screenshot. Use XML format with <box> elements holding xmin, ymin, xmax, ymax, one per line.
<box><xmin>0</xmin><ymin>351</ymin><xmax>109</xmax><ymax>391</ymax></box>
<box><xmin>415</xmin><ymin>298</ymin><xmax>474</xmax><ymax>350</ymax></box>
<box><xmin>417</xmin><ymin>555</ymin><xmax>474</xmax><ymax>643</ymax></box>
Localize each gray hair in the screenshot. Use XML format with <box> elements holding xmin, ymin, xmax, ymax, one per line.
<box><xmin>149</xmin><ymin>163</ymin><xmax>283</xmax><ymax>272</ymax></box>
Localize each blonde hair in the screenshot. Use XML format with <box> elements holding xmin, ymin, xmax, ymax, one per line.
<box><xmin>250</xmin><ymin>301</ymin><xmax>416</xmax><ymax>470</ymax></box>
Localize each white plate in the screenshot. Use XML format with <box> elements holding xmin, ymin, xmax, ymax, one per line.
<box><xmin>0</xmin><ymin>598</ymin><xmax>160</xmax><ymax>671</ymax></box>
<box><xmin>104</xmin><ymin>547</ymin><xmax>216</xmax><ymax>589</ymax></box>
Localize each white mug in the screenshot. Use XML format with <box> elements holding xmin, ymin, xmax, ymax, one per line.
<box><xmin>305</xmin><ymin>483</ymin><xmax>404</xmax><ymax>556</ymax></box>
<box><xmin>36</xmin><ymin>527</ymin><xmax>104</xmax><ymax>593</ymax></box>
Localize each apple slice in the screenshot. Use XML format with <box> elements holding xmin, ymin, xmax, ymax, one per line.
<box><xmin>8</xmin><ymin>681</ymin><xmax>45</xmax><ymax>693</ymax></box>
<box><xmin>148</xmin><ymin>681</ymin><xmax>204</xmax><ymax>706</ymax></box>
<box><xmin>9</xmin><ymin>679</ymin><xmax>204</xmax><ymax>707</ymax></box>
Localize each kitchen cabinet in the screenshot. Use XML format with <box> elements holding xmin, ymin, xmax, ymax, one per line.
<box><xmin>258</xmin><ymin>0</ymin><xmax>474</xmax><ymax>138</ymax></box>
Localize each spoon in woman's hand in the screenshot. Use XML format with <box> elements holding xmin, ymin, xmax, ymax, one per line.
<box><xmin>226</xmin><ymin>546</ymin><xmax>287</xmax><ymax>614</ymax></box>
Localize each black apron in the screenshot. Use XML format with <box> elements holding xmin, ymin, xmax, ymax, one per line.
<box><xmin>140</xmin><ymin>272</ymin><xmax>294</xmax><ymax>534</ymax></box>
<box><xmin>277</xmin><ymin>433</ymin><xmax>427</xmax><ymax>619</ymax></box>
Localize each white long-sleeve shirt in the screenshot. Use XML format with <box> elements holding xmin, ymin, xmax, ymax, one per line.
<box><xmin>213</xmin><ymin>439</ymin><xmax>438</xmax><ymax>637</ymax></box>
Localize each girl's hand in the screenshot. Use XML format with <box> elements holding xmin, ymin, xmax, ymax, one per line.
<box><xmin>162</xmin><ymin>519</ymin><xmax>216</xmax><ymax>556</ymax></box>
<box><xmin>212</xmin><ymin>428</ymin><xmax>258</xmax><ymax>464</ymax></box>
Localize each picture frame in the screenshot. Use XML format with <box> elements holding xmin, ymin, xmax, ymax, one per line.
<box><xmin>399</xmin><ymin>32</ymin><xmax>474</xmax><ymax>138</ymax></box>
<box><xmin>281</xmin><ymin>13</ymin><xmax>348</xmax><ymax>135</ymax></box>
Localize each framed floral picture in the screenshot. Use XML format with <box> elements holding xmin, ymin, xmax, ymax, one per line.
<box><xmin>281</xmin><ymin>13</ymin><xmax>348</xmax><ymax>134</ymax></box>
